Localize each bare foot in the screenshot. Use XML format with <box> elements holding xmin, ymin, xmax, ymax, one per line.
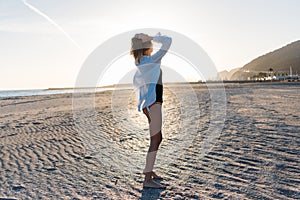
<box><xmin>151</xmin><ymin>171</ymin><xmax>163</xmax><ymax>179</ymax></box>
<box><xmin>143</xmin><ymin>179</ymin><xmax>166</xmax><ymax>189</ymax></box>
<box><xmin>143</xmin><ymin>171</ymin><xmax>163</xmax><ymax>179</ymax></box>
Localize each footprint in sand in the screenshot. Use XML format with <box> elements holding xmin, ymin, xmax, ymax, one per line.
<box><xmin>11</xmin><ymin>185</ymin><xmax>26</xmax><ymax>191</ymax></box>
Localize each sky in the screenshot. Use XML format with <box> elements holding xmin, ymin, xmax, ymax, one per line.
<box><xmin>1</xmin><ymin>0</ymin><xmax>300</xmax><ymax>90</ymax></box>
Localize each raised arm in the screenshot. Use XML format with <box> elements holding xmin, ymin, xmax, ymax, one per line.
<box><xmin>151</xmin><ymin>34</ymin><xmax>172</xmax><ymax>62</ymax></box>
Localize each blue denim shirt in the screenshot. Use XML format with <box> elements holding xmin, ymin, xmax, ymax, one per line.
<box><xmin>133</xmin><ymin>35</ymin><xmax>172</xmax><ymax>111</ymax></box>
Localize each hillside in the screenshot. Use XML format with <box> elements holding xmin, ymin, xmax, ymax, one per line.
<box><xmin>218</xmin><ymin>68</ymin><xmax>241</xmax><ymax>80</ymax></box>
<box><xmin>231</xmin><ymin>40</ymin><xmax>300</xmax><ymax>80</ymax></box>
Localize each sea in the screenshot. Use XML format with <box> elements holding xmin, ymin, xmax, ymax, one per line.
<box><xmin>1</xmin><ymin>82</ymin><xmax>299</xmax><ymax>99</ymax></box>
<box><xmin>0</xmin><ymin>87</ymin><xmax>133</xmax><ymax>99</ymax></box>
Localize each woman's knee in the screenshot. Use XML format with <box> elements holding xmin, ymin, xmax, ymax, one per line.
<box><xmin>158</xmin><ymin>133</ymin><xmax>162</xmax><ymax>144</ymax></box>
<box><xmin>151</xmin><ymin>131</ymin><xmax>162</xmax><ymax>145</ymax></box>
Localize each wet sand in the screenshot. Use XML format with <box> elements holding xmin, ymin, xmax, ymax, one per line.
<box><xmin>0</xmin><ymin>83</ymin><xmax>299</xmax><ymax>199</ymax></box>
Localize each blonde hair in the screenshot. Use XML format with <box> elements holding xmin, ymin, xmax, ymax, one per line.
<box><xmin>130</xmin><ymin>37</ymin><xmax>153</xmax><ymax>64</ymax></box>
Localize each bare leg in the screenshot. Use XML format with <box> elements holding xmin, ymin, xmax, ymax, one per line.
<box><xmin>143</xmin><ymin>131</ymin><xmax>165</xmax><ymax>188</ymax></box>
<box><xmin>144</xmin><ymin>131</ymin><xmax>162</xmax><ymax>175</ymax></box>
<box><xmin>142</xmin><ymin>107</ymin><xmax>163</xmax><ymax>179</ymax></box>
<box><xmin>142</xmin><ymin>103</ymin><xmax>165</xmax><ymax>188</ymax></box>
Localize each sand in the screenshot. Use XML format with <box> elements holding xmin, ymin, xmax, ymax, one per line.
<box><xmin>0</xmin><ymin>82</ymin><xmax>299</xmax><ymax>199</ymax></box>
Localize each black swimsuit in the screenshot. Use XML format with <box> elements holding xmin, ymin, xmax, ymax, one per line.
<box><xmin>155</xmin><ymin>69</ymin><xmax>163</xmax><ymax>103</ymax></box>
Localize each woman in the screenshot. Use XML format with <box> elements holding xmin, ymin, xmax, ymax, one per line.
<box><xmin>131</xmin><ymin>32</ymin><xmax>172</xmax><ymax>188</ymax></box>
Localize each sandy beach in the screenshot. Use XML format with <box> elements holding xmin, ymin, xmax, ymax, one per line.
<box><xmin>0</xmin><ymin>82</ymin><xmax>299</xmax><ymax>199</ymax></box>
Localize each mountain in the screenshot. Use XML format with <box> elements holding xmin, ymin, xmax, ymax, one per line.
<box><xmin>231</xmin><ymin>40</ymin><xmax>300</xmax><ymax>80</ymax></box>
<box><xmin>218</xmin><ymin>68</ymin><xmax>241</xmax><ymax>80</ymax></box>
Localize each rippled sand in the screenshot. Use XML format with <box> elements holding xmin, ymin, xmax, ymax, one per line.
<box><xmin>0</xmin><ymin>83</ymin><xmax>299</xmax><ymax>199</ymax></box>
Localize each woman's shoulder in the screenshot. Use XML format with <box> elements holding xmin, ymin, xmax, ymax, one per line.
<box><xmin>139</xmin><ymin>55</ymin><xmax>153</xmax><ymax>64</ymax></box>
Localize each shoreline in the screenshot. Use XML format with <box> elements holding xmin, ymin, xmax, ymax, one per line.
<box><xmin>1</xmin><ymin>81</ymin><xmax>300</xmax><ymax>99</ymax></box>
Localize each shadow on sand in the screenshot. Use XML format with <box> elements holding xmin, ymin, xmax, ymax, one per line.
<box><xmin>140</xmin><ymin>180</ymin><xmax>166</xmax><ymax>200</ymax></box>
<box><xmin>140</xmin><ymin>188</ymin><xmax>166</xmax><ymax>200</ymax></box>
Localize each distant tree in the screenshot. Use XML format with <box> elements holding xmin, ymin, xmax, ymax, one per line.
<box><xmin>269</xmin><ymin>68</ymin><xmax>274</xmax><ymax>76</ymax></box>
<box><xmin>258</xmin><ymin>72</ymin><xmax>267</xmax><ymax>78</ymax></box>
<box><xmin>251</xmin><ymin>75</ymin><xmax>257</xmax><ymax>80</ymax></box>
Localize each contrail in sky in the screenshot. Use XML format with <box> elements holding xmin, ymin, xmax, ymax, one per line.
<box><xmin>22</xmin><ymin>0</ymin><xmax>82</xmax><ymax>50</ymax></box>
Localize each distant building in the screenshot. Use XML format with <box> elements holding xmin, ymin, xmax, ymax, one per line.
<box><xmin>274</xmin><ymin>75</ymin><xmax>300</xmax><ymax>81</ymax></box>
